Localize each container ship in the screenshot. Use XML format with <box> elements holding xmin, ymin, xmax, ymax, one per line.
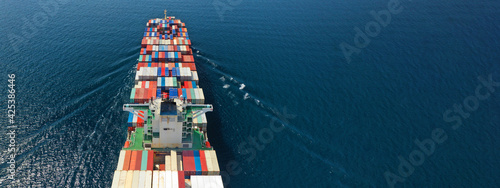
<box><xmin>111</xmin><ymin>12</ymin><xmax>223</xmax><ymax>188</ymax></box>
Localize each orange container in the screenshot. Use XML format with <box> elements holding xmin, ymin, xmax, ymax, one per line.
<box><xmin>123</xmin><ymin>150</ymin><xmax>132</xmax><ymax>170</ymax></box>
<box><xmin>135</xmin><ymin>150</ymin><xmax>142</xmax><ymax>170</ymax></box>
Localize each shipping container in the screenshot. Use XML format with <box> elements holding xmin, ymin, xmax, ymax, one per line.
<box><xmin>165</xmin><ymin>155</ymin><xmax>171</xmax><ymax>171</ymax></box>
<box><xmin>138</xmin><ymin>171</ymin><xmax>146</xmax><ymax>188</ymax></box>
<box><xmin>147</xmin><ymin>150</ymin><xmax>154</xmax><ymax>171</ymax></box>
<box><xmin>165</xmin><ymin>171</ymin><xmax>173</xmax><ymax>188</ymax></box>
<box><xmin>112</xmin><ymin>170</ymin><xmax>121</xmax><ymax>188</ymax></box>
<box><xmin>205</xmin><ymin>151</ymin><xmax>213</xmax><ymax>175</ymax></box>
<box><xmin>159</xmin><ymin>171</ymin><xmax>165</xmax><ymax>188</ymax></box>
<box><xmin>194</xmin><ymin>151</ymin><xmax>201</xmax><ymax>175</ymax></box>
<box><xmin>171</xmin><ymin>170</ymin><xmax>179</xmax><ymax>188</ymax></box>
<box><xmin>178</xmin><ymin>171</ymin><xmax>185</xmax><ymax>188</ymax></box>
<box><xmin>123</xmin><ymin>150</ymin><xmax>132</xmax><ymax>170</ymax></box>
<box><xmin>141</xmin><ymin>150</ymin><xmax>148</xmax><ymax>171</ymax></box>
<box><xmin>132</xmin><ymin>171</ymin><xmax>140</xmax><ymax>188</ymax></box>
<box><xmin>145</xmin><ymin>171</ymin><xmax>153</xmax><ymax>188</ymax></box>
<box><xmin>152</xmin><ymin>171</ymin><xmax>159</xmax><ymax>188</ymax></box>
<box><xmin>171</xmin><ymin>151</ymin><xmax>178</xmax><ymax>171</ymax></box>
<box><xmin>117</xmin><ymin>150</ymin><xmax>126</xmax><ymax>170</ymax></box>
<box><xmin>119</xmin><ymin>170</ymin><xmax>127</xmax><ymax>187</ymax></box>
<box><xmin>199</xmin><ymin>150</ymin><xmax>208</xmax><ymax>175</ymax></box>
<box><xmin>125</xmin><ymin>171</ymin><xmax>134</xmax><ymax>188</ymax></box>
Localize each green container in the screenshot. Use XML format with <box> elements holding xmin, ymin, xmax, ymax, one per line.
<box><xmin>172</xmin><ymin>77</ymin><xmax>178</xmax><ymax>87</ymax></box>
<box><xmin>141</xmin><ymin>150</ymin><xmax>148</xmax><ymax>170</ymax></box>
<box><xmin>130</xmin><ymin>88</ymin><xmax>136</xmax><ymax>103</ymax></box>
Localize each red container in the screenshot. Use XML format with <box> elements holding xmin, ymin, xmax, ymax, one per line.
<box><xmin>123</xmin><ymin>150</ymin><xmax>132</xmax><ymax>170</ymax></box>
<box><xmin>168</xmin><ymin>62</ymin><xmax>175</xmax><ymax>69</ymax></box>
<box><xmin>199</xmin><ymin>150</ymin><xmax>208</xmax><ymax>175</ymax></box>
<box><xmin>186</xmin><ymin>89</ymin><xmax>191</xmax><ymax>103</ymax></box>
<box><xmin>178</xmin><ymin>88</ymin><xmax>183</xmax><ymax>99</ymax></box>
<box><xmin>135</xmin><ymin>150</ymin><xmax>142</xmax><ymax>170</ymax></box>
<box><xmin>124</xmin><ymin>141</ymin><xmax>130</xmax><ymax>148</ymax></box>
<box><xmin>146</xmin><ymin>45</ymin><xmax>152</xmax><ymax>53</ymax></box>
<box><xmin>178</xmin><ymin>171</ymin><xmax>185</xmax><ymax>188</ymax></box>
<box><xmin>159</xmin><ymin>164</ymin><xmax>165</xmax><ymax>171</ymax></box>
<box><xmin>147</xmin><ymin>150</ymin><xmax>154</xmax><ymax>171</ymax></box>
<box><xmin>130</xmin><ymin>150</ymin><xmax>138</xmax><ymax>170</ymax></box>
<box><xmin>182</xmin><ymin>55</ymin><xmax>194</xmax><ymax>63</ymax></box>
<box><xmin>159</xmin><ymin>52</ymin><xmax>165</xmax><ymax>61</ymax></box>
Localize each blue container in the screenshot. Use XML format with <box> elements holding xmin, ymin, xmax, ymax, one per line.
<box><xmin>144</xmin><ymin>32</ymin><xmax>147</xmax><ymax>37</ymax></box>
<box><xmin>169</xmin><ymin>88</ymin><xmax>178</xmax><ymax>99</ymax></box>
<box><xmin>157</xmin><ymin>89</ymin><xmax>161</xmax><ymax>98</ymax></box>
<box><xmin>172</xmin><ymin>29</ymin><xmax>176</xmax><ymax>35</ymax></box>
<box><xmin>192</xmin><ymin>81</ymin><xmax>197</xmax><ymax>88</ymax></box>
<box><xmin>161</xmin><ymin>77</ymin><xmax>165</xmax><ymax>88</ymax></box>
<box><xmin>194</xmin><ymin>151</ymin><xmax>201</xmax><ymax>175</ymax></box>
<box><xmin>171</xmin><ymin>68</ymin><xmax>177</xmax><ymax>77</ymax></box>
<box><xmin>147</xmin><ymin>56</ymin><xmax>152</xmax><ymax>62</ymax></box>
<box><xmin>182</xmin><ymin>88</ymin><xmax>187</xmax><ymax>99</ymax></box>
<box><xmin>157</xmin><ymin>68</ymin><xmax>161</xmax><ymax>76</ymax></box>
<box><xmin>148</xmin><ymin>62</ymin><xmax>151</xmax><ymax>67</ymax></box>
<box><xmin>165</xmin><ymin>68</ymin><xmax>169</xmax><ymax>77</ymax></box>
<box><xmin>127</xmin><ymin>113</ymin><xmax>133</xmax><ymax>127</ymax></box>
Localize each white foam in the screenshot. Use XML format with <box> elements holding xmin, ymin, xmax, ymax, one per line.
<box><xmin>223</xmin><ymin>84</ymin><xmax>230</xmax><ymax>89</ymax></box>
<box><xmin>239</xmin><ymin>83</ymin><xmax>246</xmax><ymax>90</ymax></box>
<box><xmin>243</xmin><ymin>93</ymin><xmax>250</xmax><ymax>100</ymax></box>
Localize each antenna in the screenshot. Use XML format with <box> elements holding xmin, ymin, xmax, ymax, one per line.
<box><xmin>164</xmin><ymin>10</ymin><xmax>167</xmax><ymax>19</ymax></box>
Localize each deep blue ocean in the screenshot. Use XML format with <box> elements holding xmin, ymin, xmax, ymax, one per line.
<box><xmin>0</xmin><ymin>0</ymin><xmax>499</xmax><ymax>187</ymax></box>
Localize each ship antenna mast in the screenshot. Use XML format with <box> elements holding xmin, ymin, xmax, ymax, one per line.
<box><xmin>164</xmin><ymin>9</ymin><xmax>167</xmax><ymax>19</ymax></box>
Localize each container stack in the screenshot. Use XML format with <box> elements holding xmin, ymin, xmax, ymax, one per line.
<box><xmin>120</xmin><ymin>17</ymin><xmax>222</xmax><ymax>188</ymax></box>
<box><xmin>182</xmin><ymin>150</ymin><xmax>220</xmax><ymax>177</ymax></box>
<box><xmin>132</xmin><ymin>17</ymin><xmax>200</xmax><ymax>104</ymax></box>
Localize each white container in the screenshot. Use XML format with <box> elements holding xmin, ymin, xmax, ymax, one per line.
<box><xmin>145</xmin><ymin>171</ymin><xmax>153</xmax><ymax>188</ymax></box>
<box><xmin>125</xmin><ymin>171</ymin><xmax>134</xmax><ymax>188</ymax></box>
<box><xmin>117</xmin><ymin>151</ymin><xmax>125</xmax><ymax>170</ymax></box>
<box><xmin>205</xmin><ymin>151</ymin><xmax>213</xmax><ymax>175</ymax></box>
<box><xmin>165</xmin><ymin>155</ymin><xmax>171</xmax><ymax>171</ymax></box>
<box><xmin>210</xmin><ymin>151</ymin><xmax>220</xmax><ymax>175</ymax></box>
<box><xmin>198</xmin><ymin>88</ymin><xmax>205</xmax><ymax>104</ymax></box>
<box><xmin>119</xmin><ymin>170</ymin><xmax>127</xmax><ymax>187</ymax></box>
<box><xmin>194</xmin><ymin>89</ymin><xmax>200</xmax><ymax>104</ymax></box>
<box><xmin>132</xmin><ymin>171</ymin><xmax>140</xmax><ymax>188</ymax></box>
<box><xmin>138</xmin><ymin>171</ymin><xmax>146</xmax><ymax>188</ymax></box>
<box><xmin>152</xmin><ymin>171</ymin><xmax>159</xmax><ymax>188</ymax></box>
<box><xmin>171</xmin><ymin>151</ymin><xmax>177</xmax><ymax>171</ymax></box>
<box><xmin>159</xmin><ymin>171</ymin><xmax>165</xmax><ymax>188</ymax></box>
<box><xmin>165</xmin><ymin>171</ymin><xmax>173</xmax><ymax>188</ymax></box>
<box><xmin>176</xmin><ymin>155</ymin><xmax>183</xmax><ymax>171</ymax></box>
<box><xmin>171</xmin><ymin>171</ymin><xmax>179</xmax><ymax>188</ymax></box>
<box><xmin>191</xmin><ymin>71</ymin><xmax>199</xmax><ymax>84</ymax></box>
<box><xmin>112</xmin><ymin>170</ymin><xmax>121</xmax><ymax>188</ymax></box>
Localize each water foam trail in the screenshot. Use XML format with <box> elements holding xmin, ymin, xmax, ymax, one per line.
<box><xmin>195</xmin><ymin>50</ymin><xmax>316</xmax><ymax>142</ymax></box>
